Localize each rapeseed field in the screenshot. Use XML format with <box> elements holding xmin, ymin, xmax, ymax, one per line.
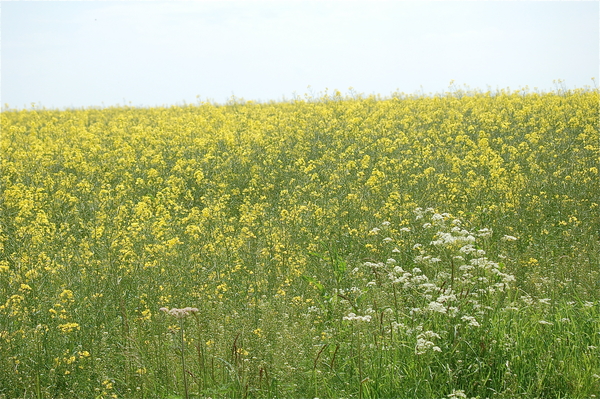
<box><xmin>1</xmin><ymin>88</ymin><xmax>598</xmax><ymax>398</ymax></box>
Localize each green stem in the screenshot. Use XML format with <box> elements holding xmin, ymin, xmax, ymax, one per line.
<box><xmin>180</xmin><ymin>320</ymin><xmax>189</xmax><ymax>399</ymax></box>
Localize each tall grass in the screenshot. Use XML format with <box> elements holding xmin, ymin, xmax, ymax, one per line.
<box><xmin>1</xmin><ymin>88</ymin><xmax>598</xmax><ymax>398</ymax></box>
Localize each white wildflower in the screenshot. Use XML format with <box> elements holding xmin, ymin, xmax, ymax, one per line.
<box><xmin>459</xmin><ymin>244</ymin><xmax>477</xmax><ymax>254</ymax></box>
<box><xmin>428</xmin><ymin>301</ymin><xmax>447</xmax><ymax>313</ymax></box>
<box><xmin>414</xmin><ymin>207</ymin><xmax>424</xmax><ymax>219</ymax></box>
<box><xmin>343</xmin><ymin>313</ymin><xmax>372</xmax><ymax>322</ymax></box>
<box><xmin>436</xmin><ymin>293</ymin><xmax>456</xmax><ymax>303</ymax></box>
<box><xmin>411</xmin><ymin>274</ymin><xmax>429</xmax><ymax>284</ymax></box>
<box><xmin>421</xmin><ymin>283</ymin><xmax>438</xmax><ymax>292</ymax></box>
<box><xmin>447</xmin><ymin>389</ymin><xmax>467</xmax><ymax>399</ymax></box>
<box><xmin>437</xmin><ymin>271</ymin><xmax>451</xmax><ymax>280</ymax></box>
<box><xmin>477</xmin><ymin>228</ymin><xmax>493</xmax><ymax>237</ymax></box>
<box><xmin>415</xmin><ymin>331</ymin><xmax>441</xmax><ymax>355</ymax></box>
<box><xmin>391</xmin><ymin>321</ymin><xmax>406</xmax><ymax>332</ymax></box>
<box><xmin>461</xmin><ymin>315</ymin><xmax>481</xmax><ymax>327</ymax></box>
<box><xmin>431</xmin><ymin>213</ymin><xmax>445</xmax><ymax>223</ymax></box>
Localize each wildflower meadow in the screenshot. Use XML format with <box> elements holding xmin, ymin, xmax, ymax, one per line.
<box><xmin>1</xmin><ymin>87</ymin><xmax>599</xmax><ymax>398</ymax></box>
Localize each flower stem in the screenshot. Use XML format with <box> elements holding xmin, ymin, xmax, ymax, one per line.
<box><xmin>180</xmin><ymin>320</ymin><xmax>189</xmax><ymax>399</ymax></box>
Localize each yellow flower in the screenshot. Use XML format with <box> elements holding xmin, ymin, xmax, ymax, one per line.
<box><xmin>58</xmin><ymin>322</ymin><xmax>80</xmax><ymax>333</ymax></box>
<box><xmin>140</xmin><ymin>309</ymin><xmax>152</xmax><ymax>321</ymax></box>
<box><xmin>0</xmin><ymin>261</ymin><xmax>9</xmax><ymax>273</ymax></box>
<box><xmin>59</xmin><ymin>289</ymin><xmax>74</xmax><ymax>302</ymax></box>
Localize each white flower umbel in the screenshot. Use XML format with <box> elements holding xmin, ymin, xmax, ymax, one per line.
<box><xmin>447</xmin><ymin>389</ymin><xmax>468</xmax><ymax>399</ymax></box>
<box><xmin>477</xmin><ymin>228</ymin><xmax>493</xmax><ymax>238</ymax></box>
<box><xmin>431</xmin><ymin>231</ymin><xmax>476</xmax><ymax>248</ymax></box>
<box><xmin>461</xmin><ymin>315</ymin><xmax>481</xmax><ymax>327</ymax></box>
<box><xmin>415</xmin><ymin>331</ymin><xmax>442</xmax><ymax>355</ymax></box>
<box><xmin>159</xmin><ymin>306</ymin><xmax>199</xmax><ymax>399</ymax></box>
<box><xmin>427</xmin><ymin>301</ymin><xmax>447</xmax><ymax>313</ymax></box>
<box><xmin>343</xmin><ymin>312</ymin><xmax>372</xmax><ymax>322</ymax></box>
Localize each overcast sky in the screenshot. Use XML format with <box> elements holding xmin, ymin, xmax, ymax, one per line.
<box><xmin>2</xmin><ymin>1</ymin><xmax>599</xmax><ymax>109</ymax></box>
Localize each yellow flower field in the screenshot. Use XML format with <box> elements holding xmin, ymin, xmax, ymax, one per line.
<box><xmin>1</xmin><ymin>88</ymin><xmax>598</xmax><ymax>398</ymax></box>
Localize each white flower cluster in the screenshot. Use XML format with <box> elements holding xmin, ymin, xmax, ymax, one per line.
<box><xmin>355</xmin><ymin>208</ymin><xmax>519</xmax><ymax>358</ymax></box>
<box><xmin>427</xmin><ymin>293</ymin><xmax>460</xmax><ymax>316</ymax></box>
<box><xmin>430</xmin><ymin>230</ymin><xmax>476</xmax><ymax>248</ymax></box>
<box><xmin>461</xmin><ymin>315</ymin><xmax>481</xmax><ymax>327</ymax></box>
<box><xmin>414</xmin><ymin>254</ymin><xmax>443</xmax><ymax>264</ymax></box>
<box><xmin>387</xmin><ymin>266</ymin><xmax>433</xmax><ymax>288</ymax></box>
<box><xmin>477</xmin><ymin>228</ymin><xmax>493</xmax><ymax>238</ymax></box>
<box><xmin>414</xmin><ymin>207</ymin><xmax>436</xmax><ymax>220</ymax></box>
<box><xmin>364</xmin><ymin>261</ymin><xmax>385</xmax><ymax>269</ymax></box>
<box><xmin>447</xmin><ymin>389</ymin><xmax>468</xmax><ymax>399</ymax></box>
<box><xmin>427</xmin><ymin>301</ymin><xmax>447</xmax><ymax>313</ymax></box>
<box><xmin>343</xmin><ymin>312</ymin><xmax>372</xmax><ymax>322</ymax></box>
<box><xmin>431</xmin><ymin>212</ymin><xmax>452</xmax><ymax>225</ymax></box>
<box><xmin>415</xmin><ymin>330</ymin><xmax>442</xmax><ymax>355</ymax></box>
<box><xmin>159</xmin><ymin>307</ymin><xmax>199</xmax><ymax>319</ymax></box>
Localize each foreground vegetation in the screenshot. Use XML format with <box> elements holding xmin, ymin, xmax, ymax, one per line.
<box><xmin>1</xmin><ymin>87</ymin><xmax>599</xmax><ymax>398</ymax></box>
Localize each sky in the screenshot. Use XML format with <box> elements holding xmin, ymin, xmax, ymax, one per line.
<box><xmin>1</xmin><ymin>0</ymin><xmax>599</xmax><ymax>109</ymax></box>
